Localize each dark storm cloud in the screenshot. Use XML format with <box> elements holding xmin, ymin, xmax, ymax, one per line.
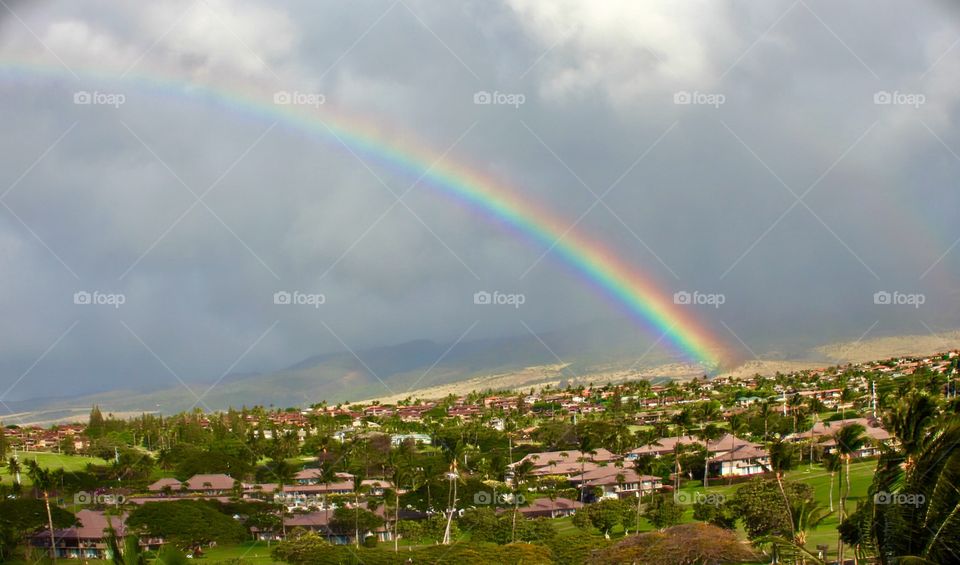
<box><xmin>0</xmin><ymin>0</ymin><xmax>959</xmax><ymax>401</ymax></box>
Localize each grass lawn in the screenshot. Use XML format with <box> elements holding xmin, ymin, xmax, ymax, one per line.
<box><xmin>0</xmin><ymin>452</ymin><xmax>108</xmax><ymax>487</ymax></box>
<box><xmin>671</xmin><ymin>459</ymin><xmax>877</xmax><ymax>562</ymax></box>
<box><xmin>201</xmin><ymin>540</ymin><xmax>283</xmax><ymax>564</ymax></box>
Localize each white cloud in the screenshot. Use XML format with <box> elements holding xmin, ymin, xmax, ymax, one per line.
<box><xmin>506</xmin><ymin>0</ymin><xmax>733</xmax><ymax>105</ymax></box>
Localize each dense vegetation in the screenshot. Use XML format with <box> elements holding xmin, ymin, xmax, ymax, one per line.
<box><xmin>0</xmin><ymin>352</ymin><xmax>957</xmax><ymax>563</ymax></box>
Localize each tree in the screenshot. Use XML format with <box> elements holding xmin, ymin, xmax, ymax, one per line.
<box><xmin>759</xmin><ymin>497</ymin><xmax>832</xmax><ymax>564</ymax></box>
<box><xmin>6</xmin><ymin>457</ymin><xmax>21</xmax><ymax>493</ymax></box>
<box><xmin>730</xmin><ymin>478</ymin><xmax>814</xmax><ymax>541</ymax></box>
<box><xmin>125</xmin><ymin>500</ymin><xmax>247</xmax><ymax>547</ymax></box>
<box><xmin>88</xmin><ymin>405</ymin><xmax>107</xmax><ymax>438</ymax></box>
<box><xmin>25</xmin><ymin>461</ymin><xmax>60</xmax><ymax>560</ymax></box>
<box><xmin>833</xmin><ymin>423</ymin><xmax>866</xmax><ymax>564</ymax></box>
<box><xmin>574</xmin><ymin>498</ymin><xmax>626</xmax><ymax>538</ymax></box>
<box><xmin>631</xmin><ymin>452</ymin><xmax>658</xmax><ymax>535</ymax></box>
<box><xmin>0</xmin><ymin>423</ymin><xmax>7</xmax><ymax>461</ymax></box>
<box><xmin>510</xmin><ymin>459</ymin><xmax>534</xmax><ymax>542</ymax></box>
<box><xmin>643</xmin><ymin>495</ymin><xmax>682</xmax><ymax>531</ymax></box>
<box><xmin>695</xmin><ymin>423</ymin><xmax>724</xmax><ymax>487</ymax></box>
<box><xmin>588</xmin><ymin>522</ymin><xmax>758</xmax><ymax>565</ymax></box>
<box><xmin>330</xmin><ymin>506</ymin><xmax>383</xmax><ymax>546</ymax></box>
<box><xmin>856</xmin><ymin>420</ymin><xmax>960</xmax><ymax>563</ymax></box>
<box><xmin>0</xmin><ymin>499</ymin><xmax>75</xmax><ymax>561</ymax></box>
<box><xmin>822</xmin><ymin>452</ymin><xmax>841</xmax><ymax>512</ymax></box>
<box><xmin>271</xmin><ymin>531</ymin><xmax>331</xmax><ymax>564</ymax></box>
<box><xmin>262</xmin><ymin>458</ymin><xmax>296</xmax><ymax>537</ymax></box>
<box><xmin>768</xmin><ymin>437</ymin><xmax>798</xmax><ymax>473</ymax></box>
<box><xmin>105</xmin><ymin>523</ymin><xmax>146</xmax><ymax>565</ymax></box>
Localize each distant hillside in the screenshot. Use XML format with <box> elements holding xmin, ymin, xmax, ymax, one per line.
<box><xmin>6</xmin><ymin>318</ymin><xmax>688</xmax><ymax>419</ymax></box>
<box><xmin>6</xmin><ymin>323</ymin><xmax>959</xmax><ymax>425</ymax></box>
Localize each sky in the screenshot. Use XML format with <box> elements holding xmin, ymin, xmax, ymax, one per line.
<box><xmin>1</xmin><ymin>0</ymin><xmax>959</xmax><ymax>403</ymax></box>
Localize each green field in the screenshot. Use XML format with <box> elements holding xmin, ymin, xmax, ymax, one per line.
<box><xmin>0</xmin><ymin>452</ymin><xmax>108</xmax><ymax>487</ymax></box>
<box><xmin>673</xmin><ymin>460</ymin><xmax>877</xmax><ymax>561</ymax></box>
<box><xmin>2</xmin><ymin>453</ymin><xmax>878</xmax><ymax>563</ymax></box>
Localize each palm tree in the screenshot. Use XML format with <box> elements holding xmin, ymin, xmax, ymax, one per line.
<box><xmin>696</xmin><ymin>423</ymin><xmax>724</xmax><ymax>487</ymax></box>
<box><xmin>441</xmin><ymin>460</ymin><xmax>459</xmax><ymax>545</ymax></box>
<box><xmin>884</xmin><ymin>391</ymin><xmax>937</xmax><ymax>468</ymax></box>
<box><xmin>727</xmin><ymin>413</ymin><xmax>748</xmax><ymax>485</ymax></box>
<box><xmin>317</xmin><ymin>463</ymin><xmax>338</xmax><ymax>542</ymax></box>
<box><xmin>266</xmin><ymin>458</ymin><xmax>296</xmax><ymax>538</ymax></box>
<box><xmin>759</xmin><ymin>399</ymin><xmax>774</xmax><ymax>441</ymax></box>
<box><xmin>510</xmin><ymin>459</ymin><xmax>534</xmax><ymax>542</ymax></box>
<box><xmin>25</xmin><ymin>460</ymin><xmax>57</xmax><ymax>560</ymax></box>
<box><xmin>670</xmin><ymin>410</ymin><xmax>693</xmax><ymax>492</ymax></box>
<box><xmin>761</xmin><ymin>497</ymin><xmax>832</xmax><ymax>565</ymax></box>
<box><xmin>833</xmin><ymin>423</ymin><xmax>866</xmax><ymax>564</ymax></box>
<box><xmin>576</xmin><ymin>433</ymin><xmax>596</xmax><ymax>503</ymax></box>
<box><xmin>350</xmin><ymin>470</ymin><xmax>367</xmax><ymax>548</ymax></box>
<box><xmin>791</xmin><ymin>498</ymin><xmax>831</xmax><ymax>556</ymax></box>
<box><xmin>861</xmin><ymin>421</ymin><xmax>960</xmax><ymax>563</ymax></box>
<box><xmin>7</xmin><ymin>456</ymin><xmax>21</xmax><ymax>489</ymax></box>
<box><xmin>387</xmin><ymin>455</ymin><xmax>409</xmax><ymax>553</ymax></box>
<box><xmin>822</xmin><ymin>452</ymin><xmax>841</xmax><ymax>512</ymax></box>
<box><xmin>631</xmin><ymin>453</ymin><xmax>657</xmax><ymax>535</ymax></box>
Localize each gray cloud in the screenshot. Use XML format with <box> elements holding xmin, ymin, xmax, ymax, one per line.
<box><xmin>1</xmin><ymin>0</ymin><xmax>959</xmax><ymax>402</ymax></box>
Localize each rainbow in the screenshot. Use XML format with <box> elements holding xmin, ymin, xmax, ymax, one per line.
<box><xmin>0</xmin><ymin>60</ymin><xmax>727</xmax><ymax>368</ymax></box>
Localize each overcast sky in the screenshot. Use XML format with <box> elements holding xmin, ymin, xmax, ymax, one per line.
<box><xmin>1</xmin><ymin>0</ymin><xmax>959</xmax><ymax>402</ymax></box>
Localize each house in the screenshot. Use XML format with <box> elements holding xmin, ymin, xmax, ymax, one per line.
<box><xmin>799</xmin><ymin>418</ymin><xmax>892</xmax><ymax>458</ymax></box>
<box><xmin>279</xmin><ymin>504</ymin><xmax>401</xmax><ymax>545</ymax></box>
<box><xmin>517</xmin><ymin>497</ymin><xmax>583</xmax><ymax>518</ymax></box>
<box><xmin>706</xmin><ymin>434</ymin><xmax>770</xmax><ymax>477</ymax></box>
<box><xmin>570</xmin><ymin>466</ymin><xmax>662</xmax><ymax>500</ymax></box>
<box><xmin>626</xmin><ymin>436</ymin><xmax>701</xmax><ymax>459</ymax></box>
<box><xmin>360</xmin><ymin>479</ymin><xmax>394</xmax><ymax>496</ymax></box>
<box><xmin>32</xmin><ymin>510</ymin><xmax>164</xmax><ymax>559</ymax></box>
<box><xmin>146</xmin><ymin>478</ymin><xmax>182</xmax><ymax>494</ymax></box>
<box><xmin>390</xmin><ymin>433</ymin><xmax>431</xmax><ymax>446</ymax></box>
<box><xmin>512</xmin><ymin>448</ymin><xmax>619</xmax><ymax>469</ymax></box>
<box><xmin>183</xmin><ymin>473</ymin><xmax>237</xmax><ymax>495</ymax></box>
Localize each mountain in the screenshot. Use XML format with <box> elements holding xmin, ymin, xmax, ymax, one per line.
<box><xmin>6</xmin><ymin>321</ymin><xmax>959</xmax><ymax>425</ymax></box>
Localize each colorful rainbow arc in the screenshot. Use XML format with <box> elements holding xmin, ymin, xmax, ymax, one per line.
<box><xmin>0</xmin><ymin>61</ymin><xmax>727</xmax><ymax>368</ymax></box>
